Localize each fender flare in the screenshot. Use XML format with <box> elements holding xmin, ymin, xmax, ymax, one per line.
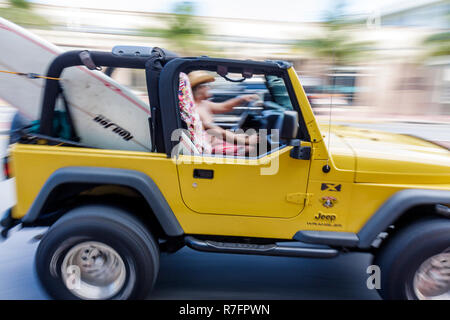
<box><xmin>294</xmin><ymin>189</ymin><xmax>450</xmax><ymax>249</ymax></box>
<box><xmin>21</xmin><ymin>166</ymin><xmax>184</xmax><ymax>237</ymax></box>
<box><xmin>357</xmin><ymin>189</ymin><xmax>450</xmax><ymax>248</ymax></box>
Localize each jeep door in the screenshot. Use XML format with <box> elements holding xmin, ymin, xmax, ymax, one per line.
<box><xmin>176</xmin><ymin>146</ymin><xmax>311</xmax><ymax>218</ymax></box>
<box><xmin>175</xmin><ymin>68</ymin><xmax>311</xmax><ymax>219</ymax></box>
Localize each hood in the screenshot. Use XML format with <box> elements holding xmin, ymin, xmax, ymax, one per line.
<box><xmin>326</xmin><ymin>125</ymin><xmax>450</xmax><ymax>184</ymax></box>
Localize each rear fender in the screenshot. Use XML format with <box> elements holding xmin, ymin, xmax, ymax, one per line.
<box><xmin>21</xmin><ymin>166</ymin><xmax>184</xmax><ymax>237</ymax></box>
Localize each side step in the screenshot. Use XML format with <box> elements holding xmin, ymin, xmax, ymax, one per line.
<box><xmin>184</xmin><ymin>236</ymin><xmax>338</xmax><ymax>258</ymax></box>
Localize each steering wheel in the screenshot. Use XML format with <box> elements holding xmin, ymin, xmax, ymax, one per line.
<box><xmin>234</xmin><ymin>99</ymin><xmax>263</xmax><ymax>130</ymax></box>
<box><xmin>234</xmin><ymin>110</ymin><xmax>250</xmax><ymax>130</ymax></box>
<box><xmin>234</xmin><ymin>100</ymin><xmax>284</xmax><ymax>150</ymax></box>
<box><xmin>263</xmin><ymin>101</ymin><xmax>285</xmax><ymax>112</ymax></box>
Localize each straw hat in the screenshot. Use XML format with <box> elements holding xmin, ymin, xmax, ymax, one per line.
<box><xmin>188</xmin><ymin>71</ymin><xmax>215</xmax><ymax>89</ymax></box>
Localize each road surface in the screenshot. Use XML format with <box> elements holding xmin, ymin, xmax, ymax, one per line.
<box><xmin>0</xmin><ymin>120</ymin><xmax>448</xmax><ymax>300</ymax></box>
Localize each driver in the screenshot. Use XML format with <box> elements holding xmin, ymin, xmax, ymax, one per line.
<box><xmin>188</xmin><ymin>71</ymin><xmax>259</xmax><ymax>152</ymax></box>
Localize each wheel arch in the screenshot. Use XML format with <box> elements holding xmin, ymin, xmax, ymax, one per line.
<box><xmin>357</xmin><ymin>189</ymin><xmax>450</xmax><ymax>248</ymax></box>
<box><xmin>21</xmin><ymin>166</ymin><xmax>184</xmax><ymax>237</ymax></box>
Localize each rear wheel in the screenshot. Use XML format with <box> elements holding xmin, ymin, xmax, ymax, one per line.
<box><xmin>373</xmin><ymin>217</ymin><xmax>450</xmax><ymax>300</ymax></box>
<box><xmin>35</xmin><ymin>205</ymin><xmax>159</xmax><ymax>300</ymax></box>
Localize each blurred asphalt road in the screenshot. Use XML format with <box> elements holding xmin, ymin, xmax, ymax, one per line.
<box><xmin>0</xmin><ymin>227</ymin><xmax>378</xmax><ymax>300</ymax></box>
<box><xmin>0</xmin><ymin>119</ymin><xmax>448</xmax><ymax>300</ymax></box>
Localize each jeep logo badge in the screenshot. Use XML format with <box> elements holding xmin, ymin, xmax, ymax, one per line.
<box><xmin>314</xmin><ymin>212</ymin><xmax>337</xmax><ymax>222</ymax></box>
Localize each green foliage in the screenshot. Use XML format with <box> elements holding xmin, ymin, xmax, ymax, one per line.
<box><xmin>294</xmin><ymin>2</ymin><xmax>373</xmax><ymax>65</ymax></box>
<box><xmin>423</xmin><ymin>10</ymin><xmax>450</xmax><ymax>58</ymax></box>
<box><xmin>9</xmin><ymin>0</ymin><xmax>30</xmax><ymax>9</ymax></box>
<box><xmin>424</xmin><ymin>32</ymin><xmax>450</xmax><ymax>57</ymax></box>
<box><xmin>296</xmin><ymin>28</ymin><xmax>373</xmax><ymax>65</ymax></box>
<box><xmin>164</xmin><ymin>2</ymin><xmax>206</xmax><ymax>39</ymax></box>
<box><xmin>422</xmin><ymin>8</ymin><xmax>450</xmax><ymax>58</ymax></box>
<box><xmin>1</xmin><ymin>0</ymin><xmax>49</xmax><ymax>26</ymax></box>
<box><xmin>141</xmin><ymin>1</ymin><xmax>208</xmax><ymax>54</ymax></box>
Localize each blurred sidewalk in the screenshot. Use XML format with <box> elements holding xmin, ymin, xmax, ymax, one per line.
<box><xmin>315</xmin><ymin>106</ymin><xmax>450</xmax><ymax>149</ymax></box>
<box><xmin>314</xmin><ymin>106</ymin><xmax>450</xmax><ymax>125</ymax></box>
<box><xmin>2</xmin><ymin>105</ymin><xmax>449</xmax><ymax>128</ymax></box>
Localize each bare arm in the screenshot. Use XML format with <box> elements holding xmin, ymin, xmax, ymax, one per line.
<box><xmin>197</xmin><ymin>98</ymin><xmax>259</xmax><ymax>145</ymax></box>
<box><xmin>206</xmin><ymin>94</ymin><xmax>259</xmax><ymax>114</ymax></box>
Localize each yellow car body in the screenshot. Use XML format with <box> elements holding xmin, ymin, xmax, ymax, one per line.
<box><xmin>8</xmin><ymin>66</ymin><xmax>450</xmax><ymax>241</ymax></box>
<box><xmin>4</xmin><ymin>48</ymin><xmax>450</xmax><ymax>300</ymax></box>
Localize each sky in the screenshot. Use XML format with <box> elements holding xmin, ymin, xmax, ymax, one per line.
<box><xmin>30</xmin><ymin>0</ymin><xmax>432</xmax><ymax>22</ymax></box>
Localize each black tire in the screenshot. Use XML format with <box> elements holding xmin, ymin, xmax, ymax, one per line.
<box><xmin>373</xmin><ymin>217</ymin><xmax>450</xmax><ymax>300</ymax></box>
<box><xmin>35</xmin><ymin>205</ymin><xmax>159</xmax><ymax>300</ymax></box>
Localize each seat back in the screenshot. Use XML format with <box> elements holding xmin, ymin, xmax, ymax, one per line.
<box><xmin>177</xmin><ymin>130</ymin><xmax>201</xmax><ymax>155</ymax></box>
<box><xmin>178</xmin><ymin>72</ymin><xmax>212</xmax><ymax>154</ymax></box>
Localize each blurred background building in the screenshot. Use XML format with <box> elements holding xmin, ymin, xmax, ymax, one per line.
<box><xmin>0</xmin><ymin>0</ymin><xmax>449</xmax><ymax>120</ymax></box>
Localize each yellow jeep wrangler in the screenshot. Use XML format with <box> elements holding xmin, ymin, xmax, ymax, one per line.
<box><xmin>2</xmin><ymin>47</ymin><xmax>449</xmax><ymax>300</ymax></box>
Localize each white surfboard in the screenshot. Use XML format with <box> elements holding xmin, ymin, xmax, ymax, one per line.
<box><xmin>0</xmin><ymin>18</ymin><xmax>152</xmax><ymax>152</ymax></box>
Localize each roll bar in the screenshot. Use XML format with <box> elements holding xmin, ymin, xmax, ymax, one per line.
<box><xmin>39</xmin><ymin>47</ymin><xmax>176</xmax><ymax>137</ymax></box>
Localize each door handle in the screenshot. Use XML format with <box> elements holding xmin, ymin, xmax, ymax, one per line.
<box><xmin>193</xmin><ymin>169</ymin><xmax>214</xmax><ymax>179</ymax></box>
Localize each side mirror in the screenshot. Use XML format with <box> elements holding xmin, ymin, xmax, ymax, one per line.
<box><xmin>289</xmin><ymin>139</ymin><xmax>311</xmax><ymax>160</ymax></box>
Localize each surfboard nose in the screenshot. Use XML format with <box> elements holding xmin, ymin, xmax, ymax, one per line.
<box><xmin>0</xmin><ymin>18</ymin><xmax>152</xmax><ymax>152</ymax></box>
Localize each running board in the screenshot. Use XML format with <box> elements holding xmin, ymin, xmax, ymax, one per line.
<box><xmin>184</xmin><ymin>236</ymin><xmax>338</xmax><ymax>258</ymax></box>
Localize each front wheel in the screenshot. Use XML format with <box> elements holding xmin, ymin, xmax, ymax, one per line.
<box><xmin>373</xmin><ymin>217</ymin><xmax>450</xmax><ymax>300</ymax></box>
<box><xmin>35</xmin><ymin>205</ymin><xmax>159</xmax><ymax>300</ymax></box>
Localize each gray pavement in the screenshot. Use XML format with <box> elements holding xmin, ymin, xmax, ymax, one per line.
<box><xmin>0</xmin><ymin>120</ymin><xmax>448</xmax><ymax>300</ymax></box>
<box><xmin>0</xmin><ymin>227</ymin><xmax>379</xmax><ymax>300</ymax></box>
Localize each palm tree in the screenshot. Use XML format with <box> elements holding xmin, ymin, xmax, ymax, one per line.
<box><xmin>294</xmin><ymin>3</ymin><xmax>373</xmax><ymax>65</ymax></box>
<box><xmin>292</xmin><ymin>2</ymin><xmax>374</xmax><ymax>106</ymax></box>
<box><xmin>9</xmin><ymin>0</ymin><xmax>29</xmax><ymax>9</ymax></box>
<box><xmin>141</xmin><ymin>1</ymin><xmax>208</xmax><ymax>55</ymax></box>
<box><xmin>423</xmin><ymin>12</ymin><xmax>450</xmax><ymax>57</ymax></box>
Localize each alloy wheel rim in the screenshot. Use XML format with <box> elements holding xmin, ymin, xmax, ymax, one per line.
<box><xmin>61</xmin><ymin>241</ymin><xmax>126</xmax><ymax>300</ymax></box>
<box><xmin>413</xmin><ymin>251</ymin><xmax>450</xmax><ymax>300</ymax></box>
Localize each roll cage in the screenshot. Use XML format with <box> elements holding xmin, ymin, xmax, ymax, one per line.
<box><xmin>38</xmin><ymin>47</ymin><xmax>310</xmax><ymax>156</ymax></box>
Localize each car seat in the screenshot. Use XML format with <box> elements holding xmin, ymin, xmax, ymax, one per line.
<box><xmin>178</xmin><ymin>72</ymin><xmax>212</xmax><ymax>155</ymax></box>
<box><xmin>178</xmin><ymin>72</ymin><xmax>246</xmax><ymax>156</ymax></box>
